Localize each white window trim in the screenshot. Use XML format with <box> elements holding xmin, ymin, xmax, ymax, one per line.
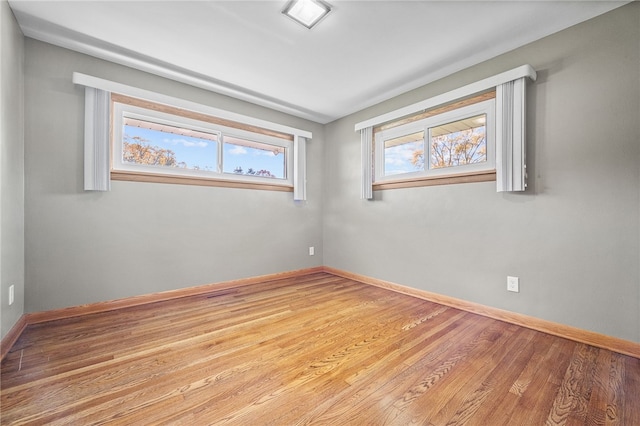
<box><xmin>375</xmin><ymin>100</ymin><xmax>495</xmax><ymax>183</ymax></box>
<box><xmin>74</xmin><ymin>73</ymin><xmax>311</xmax><ymax>200</ymax></box>
<box><xmin>112</xmin><ymin>102</ymin><xmax>294</xmax><ymax>187</ymax></box>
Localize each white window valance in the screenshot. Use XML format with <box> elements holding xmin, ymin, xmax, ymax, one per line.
<box><xmin>496</xmin><ymin>78</ymin><xmax>527</xmax><ymax>192</ymax></box>
<box><xmin>83</xmin><ymin>87</ymin><xmax>111</xmax><ymax>191</ymax></box>
<box><xmin>361</xmin><ymin>126</ymin><xmax>373</xmax><ymax>200</ymax></box>
<box><xmin>293</xmin><ymin>135</ymin><xmax>307</xmax><ymax>201</ymax></box>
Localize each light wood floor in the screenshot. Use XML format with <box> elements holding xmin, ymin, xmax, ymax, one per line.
<box><xmin>1</xmin><ymin>272</ymin><xmax>639</xmax><ymax>425</ymax></box>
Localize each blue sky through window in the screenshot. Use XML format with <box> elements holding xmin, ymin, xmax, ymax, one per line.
<box><xmin>223</xmin><ymin>141</ymin><xmax>286</xmax><ymax>179</ymax></box>
<box><xmin>124</xmin><ymin>125</ymin><xmax>217</xmax><ymax>171</ymax></box>
<box><xmin>384</xmin><ymin>140</ymin><xmax>424</xmax><ymax>176</ymax></box>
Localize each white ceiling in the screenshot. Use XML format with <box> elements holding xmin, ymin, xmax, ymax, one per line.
<box><xmin>8</xmin><ymin>0</ymin><xmax>628</xmax><ymax>124</ymax></box>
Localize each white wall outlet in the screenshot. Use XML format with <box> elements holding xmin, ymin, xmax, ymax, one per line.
<box><xmin>309</xmin><ymin>246</ymin><xmax>315</xmax><ymax>256</ymax></box>
<box><xmin>507</xmin><ymin>276</ymin><xmax>519</xmax><ymax>293</ymax></box>
<box><xmin>9</xmin><ymin>285</ymin><xmax>15</xmax><ymax>305</ymax></box>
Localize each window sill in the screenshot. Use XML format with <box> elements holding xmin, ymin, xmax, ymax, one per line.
<box><xmin>111</xmin><ymin>170</ymin><xmax>294</xmax><ymax>192</ymax></box>
<box><xmin>373</xmin><ymin>170</ymin><xmax>496</xmax><ymax>191</ymax></box>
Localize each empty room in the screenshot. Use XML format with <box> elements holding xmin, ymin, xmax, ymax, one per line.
<box><xmin>1</xmin><ymin>0</ymin><xmax>639</xmax><ymax>424</ymax></box>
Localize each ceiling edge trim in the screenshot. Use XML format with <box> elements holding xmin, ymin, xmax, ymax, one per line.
<box><xmin>355</xmin><ymin>65</ymin><xmax>536</xmax><ymax>132</ymax></box>
<box><xmin>73</xmin><ymin>72</ymin><xmax>313</xmax><ymax>139</ymax></box>
<box><xmin>17</xmin><ymin>13</ymin><xmax>332</xmax><ymax>124</ymax></box>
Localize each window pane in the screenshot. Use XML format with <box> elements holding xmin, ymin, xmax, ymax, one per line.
<box><xmin>383</xmin><ymin>131</ymin><xmax>425</xmax><ymax>176</ymax></box>
<box><xmin>123</xmin><ymin>118</ymin><xmax>218</xmax><ymax>171</ymax></box>
<box><xmin>223</xmin><ymin>136</ymin><xmax>286</xmax><ymax>179</ymax></box>
<box><xmin>430</xmin><ymin>114</ymin><xmax>486</xmax><ymax>169</ymax></box>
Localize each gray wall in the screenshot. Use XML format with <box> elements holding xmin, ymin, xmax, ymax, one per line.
<box><xmin>323</xmin><ymin>4</ymin><xmax>640</xmax><ymax>342</ymax></box>
<box><xmin>23</xmin><ymin>39</ymin><xmax>324</xmax><ymax>313</ymax></box>
<box><xmin>1</xmin><ymin>0</ymin><xmax>25</xmax><ymax>340</ymax></box>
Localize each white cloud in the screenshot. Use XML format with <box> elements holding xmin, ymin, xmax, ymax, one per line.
<box><xmin>228</xmin><ymin>145</ymin><xmax>247</xmax><ymax>155</ymax></box>
<box><xmin>385</xmin><ymin>157</ymin><xmax>407</xmax><ymax>166</ymax></box>
<box><xmin>385</xmin><ymin>143</ymin><xmax>420</xmax><ymax>164</ymax></box>
<box><xmin>384</xmin><ymin>142</ymin><xmax>423</xmax><ymax>173</ymax></box>
<box><xmin>162</xmin><ymin>138</ymin><xmax>208</xmax><ymax>148</ymax></box>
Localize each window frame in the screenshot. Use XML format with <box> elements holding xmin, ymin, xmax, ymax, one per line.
<box><xmin>373</xmin><ymin>98</ymin><xmax>496</xmax><ymax>188</ymax></box>
<box><xmin>111</xmin><ymin>96</ymin><xmax>294</xmax><ymax>190</ymax></box>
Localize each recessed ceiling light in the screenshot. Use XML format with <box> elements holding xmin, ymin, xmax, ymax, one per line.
<box><xmin>282</xmin><ymin>0</ymin><xmax>332</xmax><ymax>29</ymax></box>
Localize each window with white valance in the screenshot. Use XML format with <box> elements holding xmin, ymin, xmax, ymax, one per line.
<box><xmin>356</xmin><ymin>65</ymin><xmax>536</xmax><ymax>199</ymax></box>
<box><xmin>74</xmin><ymin>73</ymin><xmax>311</xmax><ymax>201</ymax></box>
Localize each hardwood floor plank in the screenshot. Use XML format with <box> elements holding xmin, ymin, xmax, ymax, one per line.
<box><xmin>183</xmin><ymin>291</ymin><xmax>434</xmax><ymax>424</ymax></box>
<box><xmin>546</xmin><ymin>344</ymin><xmax>600</xmax><ymax>425</ymax></box>
<box><xmin>620</xmin><ymin>354</ymin><xmax>640</xmax><ymax>425</ymax></box>
<box><xmin>309</xmin><ymin>317</ymin><xmax>511</xmax><ymax>425</ymax></box>
<box><xmin>491</xmin><ymin>333</ymin><xmax>563</xmax><ymax>425</ymax></box>
<box><xmin>455</xmin><ymin>329</ymin><xmax>540</xmax><ymax>425</ymax></box>
<box><xmin>56</xmin><ymin>282</ymin><xmax>396</xmax><ymax>424</ymax></box>
<box><xmin>510</xmin><ymin>336</ymin><xmax>577</xmax><ymax>425</ymax></box>
<box><xmin>287</xmin><ymin>310</ymin><xmax>472</xmax><ymax>425</ymax></box>
<box><xmin>582</xmin><ymin>348</ymin><xmax>611</xmax><ymax>425</ymax></box>
<box><xmin>1</xmin><ymin>272</ymin><xmax>638</xmax><ymax>425</ymax></box>
<box><xmin>419</xmin><ymin>325</ymin><xmax>531</xmax><ymax>425</ymax></box>
<box><xmin>3</xmin><ymin>274</ymin><xmax>341</xmax><ymax>389</ymax></box>
<box><xmin>256</xmin><ymin>309</ymin><xmax>466</xmax><ymax>424</ymax></box>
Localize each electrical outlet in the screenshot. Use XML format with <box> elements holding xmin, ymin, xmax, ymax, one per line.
<box><xmin>9</xmin><ymin>285</ymin><xmax>15</xmax><ymax>305</ymax></box>
<box><xmin>309</xmin><ymin>246</ymin><xmax>315</xmax><ymax>256</ymax></box>
<box><xmin>507</xmin><ymin>276</ymin><xmax>519</xmax><ymax>293</ymax></box>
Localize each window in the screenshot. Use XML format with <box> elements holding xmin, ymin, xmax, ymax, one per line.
<box><xmin>374</xmin><ymin>99</ymin><xmax>495</xmax><ymax>184</ymax></box>
<box><xmin>112</xmin><ymin>97</ymin><xmax>293</xmax><ymax>188</ymax></box>
<box><xmin>357</xmin><ymin>65</ymin><xmax>535</xmax><ymax>197</ymax></box>
<box><xmin>122</xmin><ymin>116</ymin><xmax>219</xmax><ymax>173</ymax></box>
<box><xmin>75</xmin><ymin>72</ymin><xmax>311</xmax><ymax>198</ymax></box>
<box><xmin>222</xmin><ymin>135</ymin><xmax>286</xmax><ymax>179</ymax></box>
